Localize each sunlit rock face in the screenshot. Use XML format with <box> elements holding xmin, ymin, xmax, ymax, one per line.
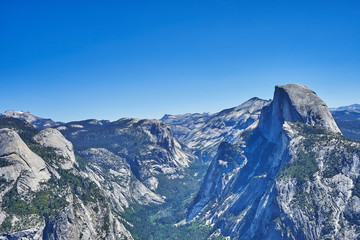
<box><xmin>259</xmin><ymin>83</ymin><xmax>341</xmax><ymax>142</ymax></box>
<box><xmin>162</xmin><ymin>97</ymin><xmax>271</xmax><ymax>162</ymax></box>
<box><xmin>0</xmin><ymin>128</ymin><xmax>51</xmax><ymax>193</ymax></box>
<box><xmin>187</xmin><ymin>84</ymin><xmax>359</xmax><ymax>240</ymax></box>
<box><xmin>34</xmin><ymin>128</ymin><xmax>76</xmax><ymax>169</ymax></box>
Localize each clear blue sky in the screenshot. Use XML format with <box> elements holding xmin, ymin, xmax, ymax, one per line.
<box><xmin>1</xmin><ymin>1</ymin><xmax>359</xmax><ymax>122</ymax></box>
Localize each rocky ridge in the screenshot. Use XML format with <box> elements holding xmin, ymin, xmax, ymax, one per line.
<box><xmin>2</xmin><ymin>83</ymin><xmax>360</xmax><ymax>239</ymax></box>
<box><xmin>1</xmin><ymin>110</ymin><xmax>62</xmax><ymax>130</ymax></box>
<box><xmin>162</xmin><ymin>97</ymin><xmax>270</xmax><ymax>161</ymax></box>
<box><xmin>0</xmin><ymin>118</ymin><xmax>133</xmax><ymax>239</ymax></box>
<box><xmin>187</xmin><ymin>83</ymin><xmax>360</xmax><ymax>239</ymax></box>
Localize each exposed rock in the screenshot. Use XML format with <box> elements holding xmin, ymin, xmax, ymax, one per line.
<box><xmin>161</xmin><ymin>113</ymin><xmax>212</xmax><ymax>142</ymax></box>
<box><xmin>259</xmin><ymin>83</ymin><xmax>341</xmax><ymax>142</ymax></box>
<box><xmin>163</xmin><ymin>97</ymin><xmax>270</xmax><ymax>161</ymax></box>
<box><xmin>43</xmin><ymin>193</ymin><xmax>133</xmax><ymax>240</ymax></box>
<box><xmin>58</xmin><ymin>118</ymin><xmax>193</xmax><ymax>182</ymax></box>
<box><xmin>33</xmin><ymin>128</ymin><xmax>76</xmax><ymax>169</ymax></box>
<box><xmin>78</xmin><ymin>147</ymin><xmax>164</xmax><ymax>211</ymax></box>
<box><xmin>0</xmin><ymin>128</ymin><xmax>51</xmax><ymax>193</ymax></box>
<box><xmin>0</xmin><ymin>220</ymin><xmax>45</xmax><ymax>240</ymax></box>
<box><xmin>187</xmin><ymin>84</ymin><xmax>359</xmax><ymax>239</ymax></box>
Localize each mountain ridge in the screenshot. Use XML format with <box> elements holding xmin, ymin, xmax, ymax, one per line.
<box><xmin>1</xmin><ymin>83</ymin><xmax>360</xmax><ymax>239</ymax></box>
<box><xmin>186</xmin><ymin>84</ymin><xmax>360</xmax><ymax>239</ymax></box>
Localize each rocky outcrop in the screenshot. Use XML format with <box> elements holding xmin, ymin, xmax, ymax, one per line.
<box><xmin>0</xmin><ymin>221</ymin><xmax>45</xmax><ymax>240</ymax></box>
<box><xmin>3</xmin><ymin>83</ymin><xmax>360</xmax><ymax>239</ymax></box>
<box><xmin>34</xmin><ymin>128</ymin><xmax>76</xmax><ymax>169</ymax></box>
<box><xmin>79</xmin><ymin>147</ymin><xmax>164</xmax><ymax>212</ymax></box>
<box><xmin>161</xmin><ymin>113</ymin><xmax>212</xmax><ymax>142</ymax></box>
<box><xmin>187</xmin><ymin>142</ymin><xmax>246</xmax><ymax>221</ymax></box>
<box><xmin>58</xmin><ymin>118</ymin><xmax>193</xmax><ymax>183</ymax></box>
<box><xmin>187</xmin><ymin>84</ymin><xmax>359</xmax><ymax>239</ymax></box>
<box><xmin>0</xmin><ymin>128</ymin><xmax>51</xmax><ymax>193</ymax></box>
<box><xmin>259</xmin><ymin>83</ymin><xmax>341</xmax><ymax>142</ymax></box>
<box><xmin>43</xmin><ymin>193</ymin><xmax>133</xmax><ymax>240</ymax></box>
<box><xmin>163</xmin><ymin>97</ymin><xmax>270</xmax><ymax>161</ymax></box>
<box><xmin>0</xmin><ymin>124</ymin><xmax>134</xmax><ymax>239</ymax></box>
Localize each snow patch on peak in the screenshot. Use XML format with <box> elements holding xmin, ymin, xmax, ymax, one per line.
<box><xmin>2</xmin><ymin>110</ymin><xmax>38</xmax><ymax>123</ymax></box>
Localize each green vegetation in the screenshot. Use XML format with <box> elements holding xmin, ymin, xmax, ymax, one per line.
<box><xmin>322</xmin><ymin>154</ymin><xmax>342</xmax><ymax>178</ymax></box>
<box><xmin>54</xmin><ymin>168</ymin><xmax>104</xmax><ymax>204</ymax></box>
<box><xmin>121</xmin><ymin>158</ymin><xmax>223</xmax><ymax>240</ymax></box>
<box><xmin>1</xmin><ymin>168</ymin><xmax>105</xmax><ymax>234</ymax></box>
<box><xmin>74</xmin><ymin>154</ymin><xmax>89</xmax><ymax>170</ymax></box>
<box><xmin>123</xmin><ymin>204</ymin><xmax>223</xmax><ymax>240</ymax></box>
<box><xmin>280</xmin><ymin>123</ymin><xmax>352</xmax><ymax>182</ymax></box>
<box><xmin>280</xmin><ymin>149</ymin><xmax>318</xmax><ymax>183</ymax></box>
<box><xmin>0</xmin><ymin>215</ymin><xmax>13</xmax><ymax>232</ymax></box>
<box><xmin>2</xmin><ymin>185</ymin><xmax>67</xmax><ymax>217</ymax></box>
<box><xmin>0</xmin><ymin>116</ymin><xmax>39</xmax><ymax>144</ymax></box>
<box><xmin>28</xmin><ymin>145</ymin><xmax>62</xmax><ymax>162</ymax></box>
<box><xmin>279</xmin><ymin>122</ymin><xmax>360</xmax><ymax>221</ymax></box>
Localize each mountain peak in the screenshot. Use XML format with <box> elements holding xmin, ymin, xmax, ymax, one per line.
<box><xmin>2</xmin><ymin>110</ymin><xmax>39</xmax><ymax>123</ymax></box>
<box><xmin>1</xmin><ymin>110</ymin><xmax>61</xmax><ymax>129</ymax></box>
<box><xmin>259</xmin><ymin>83</ymin><xmax>341</xmax><ymax>141</ymax></box>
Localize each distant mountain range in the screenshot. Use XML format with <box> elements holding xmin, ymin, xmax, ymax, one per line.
<box><xmin>0</xmin><ymin>110</ymin><xmax>63</xmax><ymax>129</ymax></box>
<box><xmin>329</xmin><ymin>105</ymin><xmax>360</xmax><ymax>142</ymax></box>
<box><xmin>1</xmin><ymin>85</ymin><xmax>360</xmax><ymax>239</ymax></box>
<box><xmin>162</xmin><ymin>97</ymin><xmax>270</xmax><ymax>162</ymax></box>
<box><xmin>330</xmin><ymin>104</ymin><xmax>360</xmax><ymax>112</ymax></box>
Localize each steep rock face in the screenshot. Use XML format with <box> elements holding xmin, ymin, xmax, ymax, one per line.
<box><xmin>58</xmin><ymin>118</ymin><xmax>192</xmax><ymax>184</ymax></box>
<box><xmin>0</xmin><ymin>128</ymin><xmax>51</xmax><ymax>193</ymax></box>
<box><xmin>187</xmin><ymin>84</ymin><xmax>359</xmax><ymax>239</ymax></box>
<box><xmin>78</xmin><ymin>147</ymin><xmax>164</xmax><ymax>212</ymax></box>
<box><xmin>0</xmin><ymin>118</ymin><xmax>133</xmax><ymax>239</ymax></box>
<box><xmin>163</xmin><ymin>97</ymin><xmax>270</xmax><ymax>161</ymax></box>
<box><xmin>137</xmin><ymin>119</ymin><xmax>190</xmax><ymax>169</ymax></box>
<box><xmin>42</xmin><ymin>193</ymin><xmax>133</xmax><ymax>240</ymax></box>
<box><xmin>187</xmin><ymin>142</ymin><xmax>246</xmax><ymax>221</ymax></box>
<box><xmin>259</xmin><ymin>84</ymin><xmax>340</xmax><ymax>142</ymax></box>
<box><xmin>273</xmin><ymin>123</ymin><xmax>360</xmax><ymax>240</ymax></box>
<box><xmin>33</xmin><ymin>128</ymin><xmax>76</xmax><ymax>169</ymax></box>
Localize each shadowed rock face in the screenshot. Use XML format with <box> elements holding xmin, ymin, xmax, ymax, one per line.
<box><xmin>187</xmin><ymin>84</ymin><xmax>359</xmax><ymax>240</ymax></box>
<box><xmin>259</xmin><ymin>83</ymin><xmax>341</xmax><ymax>142</ymax></box>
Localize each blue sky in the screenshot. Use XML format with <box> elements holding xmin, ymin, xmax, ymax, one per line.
<box><xmin>1</xmin><ymin>1</ymin><xmax>359</xmax><ymax>122</ymax></box>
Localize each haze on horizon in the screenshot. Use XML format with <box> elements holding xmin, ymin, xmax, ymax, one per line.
<box><xmin>1</xmin><ymin>1</ymin><xmax>359</xmax><ymax>122</ymax></box>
